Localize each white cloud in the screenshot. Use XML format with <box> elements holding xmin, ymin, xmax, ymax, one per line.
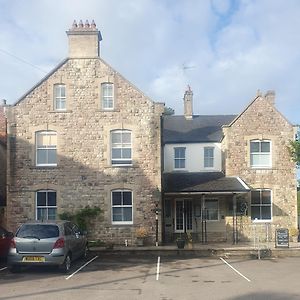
<box><xmin>0</xmin><ymin>0</ymin><xmax>299</xmax><ymax>125</ymax></box>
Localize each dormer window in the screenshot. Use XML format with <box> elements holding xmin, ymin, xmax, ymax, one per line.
<box><xmin>101</xmin><ymin>83</ymin><xmax>114</xmax><ymax>110</ymax></box>
<box><xmin>54</xmin><ymin>84</ymin><xmax>66</xmax><ymax>111</ymax></box>
<box><xmin>250</xmin><ymin>140</ymin><xmax>271</xmax><ymax>168</ymax></box>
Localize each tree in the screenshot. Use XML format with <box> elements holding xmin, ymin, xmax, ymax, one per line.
<box><xmin>289</xmin><ymin>140</ymin><xmax>300</xmax><ymax>168</ymax></box>
<box><xmin>164</xmin><ymin>106</ymin><xmax>175</xmax><ymax>115</ymax></box>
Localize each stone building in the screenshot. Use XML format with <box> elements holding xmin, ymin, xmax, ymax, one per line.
<box><xmin>5</xmin><ymin>20</ymin><xmax>164</xmax><ymax>245</ymax></box>
<box><xmin>0</xmin><ymin>100</ymin><xmax>7</xmax><ymax>225</ymax></box>
<box><xmin>162</xmin><ymin>88</ymin><xmax>297</xmax><ymax>243</ymax></box>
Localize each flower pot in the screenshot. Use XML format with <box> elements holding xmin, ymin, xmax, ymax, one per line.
<box><xmin>176</xmin><ymin>239</ymin><xmax>185</xmax><ymax>249</ymax></box>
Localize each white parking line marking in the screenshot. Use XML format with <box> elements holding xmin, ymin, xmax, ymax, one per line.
<box><xmin>65</xmin><ymin>255</ymin><xmax>98</xmax><ymax>280</ymax></box>
<box><xmin>156</xmin><ymin>256</ymin><xmax>160</xmax><ymax>281</ymax></box>
<box><xmin>220</xmin><ymin>257</ymin><xmax>251</xmax><ymax>282</ymax></box>
<box><xmin>0</xmin><ymin>267</ymin><xmax>7</xmax><ymax>271</ymax></box>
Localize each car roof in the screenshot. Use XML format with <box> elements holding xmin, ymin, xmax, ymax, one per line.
<box><xmin>21</xmin><ymin>220</ymin><xmax>70</xmax><ymax>226</ymax></box>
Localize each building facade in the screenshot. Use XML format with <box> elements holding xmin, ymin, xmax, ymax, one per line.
<box><xmin>6</xmin><ymin>21</ymin><xmax>164</xmax><ymax>245</ymax></box>
<box><xmin>162</xmin><ymin>88</ymin><xmax>297</xmax><ymax>243</ymax></box>
<box><xmin>0</xmin><ymin>101</ymin><xmax>7</xmax><ymax>226</ymax></box>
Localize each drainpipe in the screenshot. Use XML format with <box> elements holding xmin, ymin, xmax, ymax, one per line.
<box><xmin>233</xmin><ymin>194</ymin><xmax>237</xmax><ymax>244</ymax></box>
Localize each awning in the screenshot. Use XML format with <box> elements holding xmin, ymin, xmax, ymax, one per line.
<box><xmin>163</xmin><ymin>172</ymin><xmax>250</xmax><ymax>195</ymax></box>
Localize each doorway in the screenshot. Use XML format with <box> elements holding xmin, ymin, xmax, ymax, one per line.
<box><xmin>175</xmin><ymin>199</ymin><xmax>193</xmax><ymax>233</ymax></box>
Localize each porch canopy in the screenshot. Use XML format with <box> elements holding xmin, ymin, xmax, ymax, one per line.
<box><xmin>163</xmin><ymin>172</ymin><xmax>250</xmax><ymax>194</ymax></box>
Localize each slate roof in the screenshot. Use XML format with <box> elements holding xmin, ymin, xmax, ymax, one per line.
<box><xmin>163</xmin><ymin>115</ymin><xmax>237</xmax><ymax>144</ymax></box>
<box><xmin>163</xmin><ymin>172</ymin><xmax>250</xmax><ymax>193</ymax></box>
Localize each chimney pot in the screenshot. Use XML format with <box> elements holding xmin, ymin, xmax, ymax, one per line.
<box><xmin>72</xmin><ymin>20</ymin><xmax>78</xmax><ymax>28</ymax></box>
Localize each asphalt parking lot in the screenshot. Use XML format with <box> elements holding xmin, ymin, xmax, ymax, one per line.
<box><xmin>1</xmin><ymin>254</ymin><xmax>300</xmax><ymax>300</ymax></box>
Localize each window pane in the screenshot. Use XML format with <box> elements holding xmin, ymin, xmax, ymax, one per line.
<box><xmin>261</xmin><ymin>206</ymin><xmax>271</xmax><ymax>219</ymax></box>
<box><xmin>206</xmin><ymin>200</ymin><xmax>218</xmax><ymax>209</ymax></box>
<box><xmin>122</xmin><ymin>132</ymin><xmax>131</xmax><ymax>144</ymax></box>
<box><xmin>112</xmin><ymin>207</ymin><xmax>122</xmax><ymax>221</ymax></box>
<box><xmin>123</xmin><ymin>192</ymin><xmax>132</xmax><ymax>205</ymax></box>
<box><xmin>112</xmin><ymin>132</ymin><xmax>121</xmax><ymax>144</ymax></box>
<box><xmin>122</xmin><ymin>148</ymin><xmax>131</xmax><ymax>159</ymax></box>
<box><xmin>112</xmin><ymin>192</ymin><xmax>122</xmax><ymax>205</ymax></box>
<box><xmin>37</xmin><ymin>192</ymin><xmax>46</xmax><ymax>206</ymax></box>
<box><xmin>112</xmin><ymin>148</ymin><xmax>121</xmax><ymax>159</ymax></box>
<box><xmin>259</xmin><ymin>154</ymin><xmax>270</xmax><ymax>166</ymax></box>
<box><xmin>47</xmin><ymin>208</ymin><xmax>57</xmax><ymax>220</ymax></box>
<box><xmin>174</xmin><ymin>147</ymin><xmax>185</xmax><ymax>158</ymax></box>
<box><xmin>48</xmin><ymin>149</ymin><xmax>57</xmax><ymax>164</ymax></box>
<box><xmin>250</xmin><ymin>142</ymin><xmax>259</xmax><ymax>152</ymax></box>
<box><xmin>261</xmin><ymin>142</ymin><xmax>270</xmax><ymax>152</ymax></box>
<box><xmin>251</xmin><ymin>191</ymin><xmax>261</xmax><ymax>204</ymax></box>
<box><xmin>49</xmin><ymin>134</ymin><xmax>57</xmax><ymax>146</ymax></box>
<box><xmin>37</xmin><ymin>150</ymin><xmax>47</xmax><ymax>164</ymax></box>
<box><xmin>251</xmin><ymin>206</ymin><xmax>260</xmax><ymax>220</ymax></box>
<box><xmin>60</xmin><ymin>86</ymin><xmax>66</xmax><ymax>97</ymax></box>
<box><xmin>48</xmin><ymin>192</ymin><xmax>57</xmax><ymax>206</ymax></box>
<box><xmin>207</xmin><ymin>209</ymin><xmax>218</xmax><ymax>220</ymax></box>
<box><xmin>123</xmin><ymin>207</ymin><xmax>132</xmax><ymax>221</ymax></box>
<box><xmin>262</xmin><ymin>190</ymin><xmax>271</xmax><ymax>204</ymax></box>
<box><xmin>37</xmin><ymin>208</ymin><xmax>47</xmax><ymax>220</ymax></box>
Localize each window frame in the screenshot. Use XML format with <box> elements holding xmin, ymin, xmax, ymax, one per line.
<box><xmin>111</xmin><ymin>189</ymin><xmax>133</xmax><ymax>225</ymax></box>
<box><xmin>111</xmin><ymin>130</ymin><xmax>132</xmax><ymax>166</ymax></box>
<box><xmin>250</xmin><ymin>189</ymin><xmax>272</xmax><ymax>222</ymax></box>
<box><xmin>203</xmin><ymin>199</ymin><xmax>219</xmax><ymax>221</ymax></box>
<box><xmin>204</xmin><ymin>147</ymin><xmax>214</xmax><ymax>168</ymax></box>
<box><xmin>101</xmin><ymin>82</ymin><xmax>114</xmax><ymax>110</ymax></box>
<box><xmin>250</xmin><ymin>139</ymin><xmax>271</xmax><ymax>168</ymax></box>
<box><xmin>54</xmin><ymin>84</ymin><xmax>66</xmax><ymax>111</ymax></box>
<box><xmin>174</xmin><ymin>147</ymin><xmax>186</xmax><ymax>169</ymax></box>
<box><xmin>36</xmin><ymin>131</ymin><xmax>58</xmax><ymax>167</ymax></box>
<box><xmin>36</xmin><ymin>190</ymin><xmax>57</xmax><ymax>221</ymax></box>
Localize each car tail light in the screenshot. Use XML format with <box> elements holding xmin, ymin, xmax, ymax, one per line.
<box><xmin>53</xmin><ymin>237</ymin><xmax>65</xmax><ymax>249</ymax></box>
<box><xmin>10</xmin><ymin>238</ymin><xmax>16</xmax><ymax>249</ymax></box>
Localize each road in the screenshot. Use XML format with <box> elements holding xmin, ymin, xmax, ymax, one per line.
<box><xmin>1</xmin><ymin>255</ymin><xmax>300</xmax><ymax>299</ymax></box>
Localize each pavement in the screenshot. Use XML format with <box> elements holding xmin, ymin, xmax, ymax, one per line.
<box><xmin>89</xmin><ymin>241</ymin><xmax>300</xmax><ymax>258</ymax></box>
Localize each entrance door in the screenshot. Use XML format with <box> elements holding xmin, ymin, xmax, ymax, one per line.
<box><xmin>175</xmin><ymin>199</ymin><xmax>193</xmax><ymax>233</ymax></box>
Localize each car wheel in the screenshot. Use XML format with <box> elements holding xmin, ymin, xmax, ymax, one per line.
<box><xmin>61</xmin><ymin>254</ymin><xmax>71</xmax><ymax>273</ymax></box>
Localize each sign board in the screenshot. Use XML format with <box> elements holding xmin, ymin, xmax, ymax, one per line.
<box><xmin>275</xmin><ymin>228</ymin><xmax>289</xmax><ymax>248</ymax></box>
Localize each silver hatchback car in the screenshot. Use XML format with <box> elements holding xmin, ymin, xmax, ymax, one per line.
<box><xmin>7</xmin><ymin>220</ymin><xmax>88</xmax><ymax>273</ymax></box>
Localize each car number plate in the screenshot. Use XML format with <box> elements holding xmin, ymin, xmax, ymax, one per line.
<box><xmin>22</xmin><ymin>256</ymin><xmax>45</xmax><ymax>262</ymax></box>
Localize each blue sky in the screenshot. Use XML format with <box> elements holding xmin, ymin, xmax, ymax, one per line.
<box><xmin>0</xmin><ymin>0</ymin><xmax>300</xmax><ymax>128</ymax></box>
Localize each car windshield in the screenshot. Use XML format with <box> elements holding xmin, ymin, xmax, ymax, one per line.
<box><xmin>17</xmin><ymin>224</ymin><xmax>59</xmax><ymax>239</ymax></box>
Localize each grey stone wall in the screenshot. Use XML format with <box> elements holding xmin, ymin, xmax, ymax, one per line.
<box><xmin>223</xmin><ymin>93</ymin><xmax>298</xmax><ymax>241</ymax></box>
<box><xmin>6</xmin><ymin>57</ymin><xmax>164</xmax><ymax>245</ymax></box>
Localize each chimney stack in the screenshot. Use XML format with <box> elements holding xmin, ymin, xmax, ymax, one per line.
<box><xmin>265</xmin><ymin>90</ymin><xmax>275</xmax><ymax>106</ymax></box>
<box><xmin>66</xmin><ymin>19</ymin><xmax>102</xmax><ymax>58</ymax></box>
<box><xmin>183</xmin><ymin>85</ymin><xmax>193</xmax><ymax>120</ymax></box>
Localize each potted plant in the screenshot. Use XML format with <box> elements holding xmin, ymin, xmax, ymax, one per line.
<box><xmin>186</xmin><ymin>232</ymin><xmax>193</xmax><ymax>249</ymax></box>
<box><xmin>136</xmin><ymin>227</ymin><xmax>148</xmax><ymax>246</ymax></box>
<box><xmin>176</xmin><ymin>234</ymin><xmax>185</xmax><ymax>249</ymax></box>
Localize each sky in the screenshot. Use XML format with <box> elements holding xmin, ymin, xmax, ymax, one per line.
<box><xmin>0</xmin><ymin>0</ymin><xmax>300</xmax><ymax>127</ymax></box>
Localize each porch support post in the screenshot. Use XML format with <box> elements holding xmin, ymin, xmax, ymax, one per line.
<box><xmin>233</xmin><ymin>194</ymin><xmax>238</xmax><ymax>244</ymax></box>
